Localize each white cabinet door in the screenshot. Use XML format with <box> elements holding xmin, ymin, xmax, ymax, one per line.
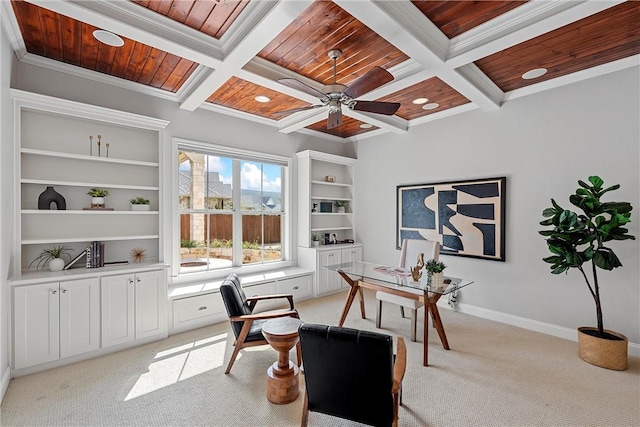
<box><xmin>101</xmin><ymin>274</ymin><xmax>135</xmax><ymax>348</ymax></box>
<box><xmin>276</xmin><ymin>275</ymin><xmax>313</xmax><ymax>302</ymax></box>
<box><xmin>317</xmin><ymin>249</ymin><xmax>342</xmax><ymax>295</ymax></box>
<box><xmin>59</xmin><ymin>278</ymin><xmax>100</xmax><ymax>358</ymax></box>
<box><xmin>135</xmin><ymin>270</ymin><xmax>167</xmax><ymax>340</ymax></box>
<box><xmin>340</xmin><ymin>247</ymin><xmax>363</xmax><ymax>289</ymax></box>
<box><xmin>13</xmin><ymin>283</ymin><xmax>60</xmax><ymax>369</ymax></box>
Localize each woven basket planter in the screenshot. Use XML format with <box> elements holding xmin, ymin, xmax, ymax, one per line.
<box><xmin>577</xmin><ymin>327</ymin><xmax>628</xmax><ymax>371</ymax></box>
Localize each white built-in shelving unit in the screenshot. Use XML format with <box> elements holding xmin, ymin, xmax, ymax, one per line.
<box><xmin>12</xmin><ymin>89</ymin><xmax>169</xmax><ymax>274</ymax></box>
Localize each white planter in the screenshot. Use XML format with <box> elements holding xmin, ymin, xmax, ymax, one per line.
<box><xmin>49</xmin><ymin>258</ymin><xmax>65</xmax><ymax>271</ymax></box>
<box><xmin>131</xmin><ymin>204</ymin><xmax>151</xmax><ymax>211</ymax></box>
<box><xmin>91</xmin><ymin>197</ymin><xmax>105</xmax><ymax>207</ymax></box>
<box><xmin>311</xmin><ymin>240</ymin><xmax>320</xmax><ymax>247</ymax></box>
<box><xmin>337</xmin><ymin>206</ymin><xmax>346</xmax><ymax>213</ymax></box>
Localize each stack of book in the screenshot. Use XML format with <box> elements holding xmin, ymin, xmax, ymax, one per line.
<box><xmin>86</xmin><ymin>241</ymin><xmax>105</xmax><ymax>268</ymax></box>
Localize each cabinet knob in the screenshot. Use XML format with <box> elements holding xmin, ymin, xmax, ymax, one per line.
<box><xmin>136</xmin><ymin>278</ymin><xmax>141</xmax><ymax>284</ymax></box>
<box><xmin>61</xmin><ymin>289</ymin><xmax>67</xmax><ymax>293</ymax></box>
<box><xmin>293</xmin><ymin>286</ymin><xmax>299</xmax><ymax>290</ymax></box>
<box><xmin>129</xmin><ymin>279</ymin><xmax>134</xmax><ymax>285</ymax></box>
<box><xmin>51</xmin><ymin>289</ymin><xmax>57</xmax><ymax>295</ymax></box>
<box><xmin>198</xmin><ymin>306</ymin><xmax>207</xmax><ymax>311</ymax></box>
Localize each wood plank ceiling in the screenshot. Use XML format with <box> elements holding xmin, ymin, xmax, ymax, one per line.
<box><xmin>6</xmin><ymin>0</ymin><xmax>640</xmax><ymax>142</ymax></box>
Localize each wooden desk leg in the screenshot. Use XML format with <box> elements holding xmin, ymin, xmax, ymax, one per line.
<box><xmin>423</xmin><ymin>302</ymin><xmax>429</xmax><ymax>366</ymax></box>
<box><xmin>358</xmin><ymin>287</ymin><xmax>366</xmax><ymax>319</ymax></box>
<box><xmin>338</xmin><ymin>271</ymin><xmax>360</xmax><ymax>327</ymax></box>
<box><xmin>429</xmin><ymin>301</ymin><xmax>450</xmax><ymax>350</ymax></box>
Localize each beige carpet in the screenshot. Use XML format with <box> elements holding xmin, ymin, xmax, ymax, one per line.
<box><xmin>1</xmin><ymin>289</ymin><xmax>638</xmax><ymax>427</ymax></box>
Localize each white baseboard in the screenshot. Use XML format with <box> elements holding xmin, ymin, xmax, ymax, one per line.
<box><xmin>452</xmin><ymin>302</ymin><xmax>640</xmax><ymax>358</ymax></box>
<box><xmin>0</xmin><ymin>365</ymin><xmax>10</xmax><ymax>404</ymax></box>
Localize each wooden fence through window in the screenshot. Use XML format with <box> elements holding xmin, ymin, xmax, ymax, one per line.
<box><xmin>180</xmin><ymin>214</ymin><xmax>281</xmax><ymax>244</ymax></box>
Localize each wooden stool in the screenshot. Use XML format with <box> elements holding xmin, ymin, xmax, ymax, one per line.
<box><xmin>262</xmin><ymin>317</ymin><xmax>303</xmax><ymax>404</ymax></box>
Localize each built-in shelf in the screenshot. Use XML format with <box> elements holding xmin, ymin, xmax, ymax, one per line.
<box><xmin>311</xmin><ymin>196</ymin><xmax>354</xmax><ymax>201</ymax></box>
<box><xmin>311</xmin><ymin>180</ymin><xmax>352</xmax><ymax>187</ymax></box>
<box><xmin>21</xmin><ymin>148</ymin><xmax>159</xmax><ymax>167</ymax></box>
<box><xmin>21</xmin><ymin>210</ymin><xmax>159</xmax><ymax>215</ymax></box>
<box><xmin>311</xmin><ymin>212</ymin><xmax>351</xmax><ymax>216</ymax></box>
<box><xmin>22</xmin><ymin>235</ymin><xmax>160</xmax><ymax>245</ymax></box>
<box><xmin>21</xmin><ymin>179</ymin><xmax>159</xmax><ymax>191</ymax></box>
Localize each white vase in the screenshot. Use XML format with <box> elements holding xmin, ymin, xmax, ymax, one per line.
<box><xmin>49</xmin><ymin>258</ymin><xmax>65</xmax><ymax>271</ymax></box>
<box><xmin>131</xmin><ymin>204</ymin><xmax>150</xmax><ymax>211</ymax></box>
<box><xmin>337</xmin><ymin>206</ymin><xmax>345</xmax><ymax>213</ymax></box>
<box><xmin>91</xmin><ymin>196</ymin><xmax>105</xmax><ymax>207</ymax></box>
<box><xmin>429</xmin><ymin>272</ymin><xmax>444</xmax><ymax>289</ymax></box>
<box><xmin>311</xmin><ymin>240</ymin><xmax>320</xmax><ymax>247</ymax></box>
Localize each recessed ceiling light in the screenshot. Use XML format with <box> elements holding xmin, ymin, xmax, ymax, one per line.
<box><xmin>360</xmin><ymin>123</ymin><xmax>373</xmax><ymax>129</ymax></box>
<box><xmin>93</xmin><ymin>30</ymin><xmax>124</xmax><ymax>47</ymax></box>
<box><xmin>422</xmin><ymin>103</ymin><xmax>439</xmax><ymax>110</ymax></box>
<box><xmin>255</xmin><ymin>95</ymin><xmax>271</xmax><ymax>103</ymax></box>
<box><xmin>522</xmin><ymin>68</ymin><xmax>548</xmax><ymax>80</ymax></box>
<box><xmin>412</xmin><ymin>98</ymin><xmax>428</xmax><ymax>105</ymax></box>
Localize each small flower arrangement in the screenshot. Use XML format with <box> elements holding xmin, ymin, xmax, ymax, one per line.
<box><xmin>86</xmin><ymin>187</ymin><xmax>110</xmax><ymax>197</ymax></box>
<box><xmin>312</xmin><ymin>233</ymin><xmax>321</xmax><ymax>241</ymax></box>
<box><xmin>130</xmin><ymin>196</ymin><xmax>150</xmax><ymax>205</ymax></box>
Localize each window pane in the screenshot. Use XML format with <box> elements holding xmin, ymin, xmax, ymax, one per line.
<box><xmin>179</xmin><ymin>150</ymin><xmax>233</xmax><ymax>211</ymax></box>
<box><xmin>241</xmin><ymin>213</ymin><xmax>282</xmax><ymax>265</ymax></box>
<box><xmin>180</xmin><ymin>213</ymin><xmax>233</xmax><ymax>273</ymax></box>
<box><xmin>240</xmin><ymin>161</ymin><xmax>282</xmax><ymax>212</ymax></box>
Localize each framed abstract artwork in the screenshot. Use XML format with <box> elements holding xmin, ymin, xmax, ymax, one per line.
<box><xmin>396</xmin><ymin>177</ymin><xmax>506</xmax><ymax>261</ymax></box>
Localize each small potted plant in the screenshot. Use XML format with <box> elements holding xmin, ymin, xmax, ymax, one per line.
<box><xmin>311</xmin><ymin>233</ymin><xmax>321</xmax><ymax>247</ymax></box>
<box><xmin>87</xmin><ymin>187</ymin><xmax>110</xmax><ymax>208</ymax></box>
<box><xmin>29</xmin><ymin>245</ymin><xmax>73</xmax><ymax>271</ymax></box>
<box><xmin>425</xmin><ymin>259</ymin><xmax>446</xmax><ymax>288</ymax></box>
<box><xmin>130</xmin><ymin>196</ymin><xmax>151</xmax><ymax>211</ymax></box>
<box><xmin>335</xmin><ymin>200</ymin><xmax>348</xmax><ymax>213</ymax></box>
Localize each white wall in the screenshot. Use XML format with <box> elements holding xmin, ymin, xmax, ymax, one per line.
<box><xmin>354</xmin><ymin>66</ymin><xmax>640</xmax><ymax>344</ymax></box>
<box><xmin>0</xmin><ymin>18</ymin><xmax>15</xmax><ymax>398</ymax></box>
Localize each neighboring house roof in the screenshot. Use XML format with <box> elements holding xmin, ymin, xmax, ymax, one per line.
<box><xmin>179</xmin><ymin>170</ymin><xmax>232</xmax><ymax>198</ymax></box>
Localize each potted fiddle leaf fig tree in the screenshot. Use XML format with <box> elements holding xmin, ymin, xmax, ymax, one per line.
<box><xmin>539</xmin><ymin>175</ymin><xmax>635</xmax><ymax>370</ymax></box>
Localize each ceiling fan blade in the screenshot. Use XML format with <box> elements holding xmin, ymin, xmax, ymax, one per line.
<box><xmin>272</xmin><ymin>105</ymin><xmax>325</xmax><ymax>116</ymax></box>
<box><xmin>327</xmin><ymin>109</ymin><xmax>343</xmax><ymax>129</ymax></box>
<box><xmin>343</xmin><ymin>66</ymin><xmax>394</xmax><ymax>99</ymax></box>
<box><xmin>351</xmin><ymin>100</ymin><xmax>400</xmax><ymax>115</ymax></box>
<box><xmin>278</xmin><ymin>78</ymin><xmax>329</xmax><ymax>102</ymax></box>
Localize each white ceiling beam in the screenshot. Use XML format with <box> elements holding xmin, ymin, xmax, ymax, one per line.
<box><xmin>335</xmin><ymin>0</ymin><xmax>503</xmax><ymax>111</ymax></box>
<box><xmin>278</xmin><ymin>110</ymin><xmax>327</xmax><ymax>134</ymax></box>
<box><xmin>447</xmin><ymin>0</ymin><xmax>626</xmax><ymax>68</ymax></box>
<box><xmin>179</xmin><ymin>0</ymin><xmax>314</xmax><ymax>111</ymax></box>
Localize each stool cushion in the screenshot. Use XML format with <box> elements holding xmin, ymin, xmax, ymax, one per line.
<box><xmin>376</xmin><ymin>291</ymin><xmax>424</xmax><ymax>309</ymax></box>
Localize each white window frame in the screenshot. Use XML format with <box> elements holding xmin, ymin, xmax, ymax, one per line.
<box><xmin>170</xmin><ymin>137</ymin><xmax>293</xmax><ymax>283</ymax></box>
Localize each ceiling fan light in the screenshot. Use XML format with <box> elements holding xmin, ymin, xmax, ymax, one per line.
<box><xmin>522</xmin><ymin>68</ymin><xmax>548</xmax><ymax>80</ymax></box>
<box><xmin>255</xmin><ymin>95</ymin><xmax>271</xmax><ymax>103</ymax></box>
<box><xmin>93</xmin><ymin>30</ymin><xmax>124</xmax><ymax>47</ymax></box>
<box><xmin>412</xmin><ymin>98</ymin><xmax>428</xmax><ymax>105</ymax></box>
<box><xmin>422</xmin><ymin>103</ymin><xmax>440</xmax><ymax>110</ymax></box>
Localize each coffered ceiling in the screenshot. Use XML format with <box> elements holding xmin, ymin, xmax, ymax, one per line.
<box><xmin>3</xmin><ymin>0</ymin><xmax>639</xmax><ymax>142</ymax></box>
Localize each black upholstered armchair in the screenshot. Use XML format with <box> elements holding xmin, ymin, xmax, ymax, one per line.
<box><xmin>220</xmin><ymin>273</ymin><xmax>301</xmax><ymax>374</ymax></box>
<box><xmin>298</xmin><ymin>324</ymin><xmax>407</xmax><ymax>427</ymax></box>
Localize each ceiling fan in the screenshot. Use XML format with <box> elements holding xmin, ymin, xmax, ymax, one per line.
<box><xmin>277</xmin><ymin>49</ymin><xmax>401</xmax><ymax>129</ymax></box>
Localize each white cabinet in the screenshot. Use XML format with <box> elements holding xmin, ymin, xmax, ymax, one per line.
<box><xmin>172</xmin><ymin>293</ymin><xmax>226</xmax><ymax>331</ymax></box>
<box><xmin>299</xmin><ymin>244</ymin><xmax>363</xmax><ymax>297</ymax></box>
<box><xmin>101</xmin><ymin>269</ymin><xmax>167</xmax><ymax>348</ymax></box>
<box><xmin>297</xmin><ymin>150</ymin><xmax>356</xmax><ymax>247</ymax></box>
<box><xmin>13</xmin><ymin>278</ymin><xmax>100</xmax><ymax>370</ymax></box>
<box><xmin>12</xmin><ymin>90</ymin><xmax>168</xmax><ymax>274</ymax></box>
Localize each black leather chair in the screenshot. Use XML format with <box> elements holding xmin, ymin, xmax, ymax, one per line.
<box><xmin>298</xmin><ymin>324</ymin><xmax>406</xmax><ymax>427</ymax></box>
<box><xmin>219</xmin><ymin>273</ymin><xmax>301</xmax><ymax>374</ymax></box>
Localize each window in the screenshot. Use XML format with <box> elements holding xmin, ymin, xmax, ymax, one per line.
<box><xmin>176</xmin><ymin>141</ymin><xmax>289</xmax><ymax>276</ymax></box>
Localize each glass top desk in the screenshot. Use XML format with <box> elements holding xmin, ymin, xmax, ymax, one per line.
<box><xmin>327</xmin><ymin>260</ymin><xmax>474</xmax><ymax>366</ymax></box>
